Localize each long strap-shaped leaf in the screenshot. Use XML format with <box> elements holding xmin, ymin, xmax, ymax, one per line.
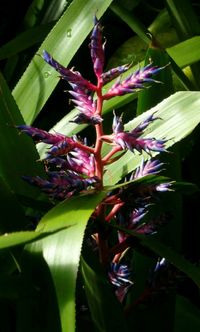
<box><xmin>28</xmin><ymin>191</ymin><xmax>106</xmax><ymax>332</ymax></box>
<box><xmin>12</xmin><ymin>0</ymin><xmax>114</xmax><ymax>125</ymax></box>
<box><xmin>0</xmin><ymin>72</ymin><xmax>44</xmax><ymax>197</ymax></box>
<box><xmin>104</xmin><ymin>91</ymin><xmax>200</xmax><ymax>185</ymax></box>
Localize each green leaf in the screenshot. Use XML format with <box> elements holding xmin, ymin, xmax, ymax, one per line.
<box><xmin>23</xmin><ymin>0</ymin><xmax>68</xmax><ymax>28</ymax></box>
<box><xmin>165</xmin><ymin>0</ymin><xmax>200</xmax><ymax>39</ymax></box>
<box><xmin>137</xmin><ymin>40</ymin><xmax>174</xmax><ymax>115</ymax></box>
<box><xmin>0</xmin><ymin>230</ymin><xmax>62</xmax><ymax>250</ymax></box>
<box><xmin>167</xmin><ymin>36</ymin><xmax>200</xmax><ymax>68</ymax></box>
<box><xmin>166</xmin><ymin>0</ymin><xmax>200</xmax><ymax>90</ymax></box>
<box><xmin>173</xmin><ymin>181</ymin><xmax>199</xmax><ymax>195</ymax></box>
<box><xmin>28</xmin><ymin>191</ymin><xmax>106</xmax><ymax>332</ymax></box>
<box><xmin>105</xmin><ymin>174</ymin><xmax>172</xmax><ymax>192</ymax></box>
<box><xmin>0</xmin><ymin>71</ymin><xmax>44</xmax><ymax>197</ymax></box>
<box><xmin>81</xmin><ymin>255</ymin><xmax>129</xmax><ymax>332</ymax></box>
<box><xmin>12</xmin><ymin>0</ymin><xmax>114</xmax><ymax>125</ymax></box>
<box><xmin>104</xmin><ymin>91</ymin><xmax>200</xmax><ymax>185</ymax></box>
<box><xmin>0</xmin><ymin>177</ymin><xmax>27</xmax><ymax>232</ymax></box>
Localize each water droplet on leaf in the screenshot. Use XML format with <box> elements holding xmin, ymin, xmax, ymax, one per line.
<box><xmin>44</xmin><ymin>71</ymin><xmax>51</xmax><ymax>78</ymax></box>
<box><xmin>67</xmin><ymin>28</ymin><xmax>72</xmax><ymax>37</ymax></box>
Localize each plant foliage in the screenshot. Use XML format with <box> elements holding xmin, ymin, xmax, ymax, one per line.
<box><xmin>0</xmin><ymin>1</ymin><xmax>200</xmax><ymax>331</ymax></box>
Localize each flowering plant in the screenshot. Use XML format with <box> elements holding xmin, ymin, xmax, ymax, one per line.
<box><xmin>1</xmin><ymin>1</ymin><xmax>200</xmax><ymax>331</ymax></box>
<box><xmin>15</xmin><ymin>14</ymin><xmax>199</xmax><ymax>328</ymax></box>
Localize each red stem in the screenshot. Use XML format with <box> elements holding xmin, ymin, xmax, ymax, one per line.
<box><xmin>105</xmin><ymin>202</ymin><xmax>124</xmax><ymax>222</ymax></box>
<box><xmin>93</xmin><ymin>79</ymin><xmax>111</xmax><ymax>266</ymax></box>
<box><xmin>102</xmin><ymin>146</ymin><xmax>122</xmax><ymax>165</ymax></box>
<box><xmin>75</xmin><ymin>141</ymin><xmax>94</xmax><ymax>154</ymax></box>
<box><xmin>94</xmin><ymin>80</ymin><xmax>104</xmax><ymax>183</ymax></box>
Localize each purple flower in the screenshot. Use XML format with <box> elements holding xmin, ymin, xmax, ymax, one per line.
<box><xmin>90</xmin><ymin>16</ymin><xmax>105</xmax><ymax>79</ymax></box>
<box><xmin>17</xmin><ymin>125</ymin><xmax>77</xmax><ymax>158</ymax></box>
<box><xmin>101</xmin><ymin>63</ymin><xmax>130</xmax><ymax>85</ymax></box>
<box><xmin>23</xmin><ymin>171</ymin><xmax>99</xmax><ymax>200</ymax></box>
<box><xmin>155</xmin><ymin>182</ymin><xmax>174</xmax><ymax>192</ymax></box>
<box><xmin>101</xmin><ymin>112</ymin><xmax>167</xmax><ymax>155</ymax></box>
<box><xmin>112</xmin><ymin>111</ymin><xmax>124</xmax><ymax>133</ymax></box>
<box><xmin>134</xmin><ymin>159</ymin><xmax>164</xmax><ymax>179</ymax></box>
<box><xmin>67</xmin><ymin>148</ymin><xmax>95</xmax><ymax>176</ymax></box>
<box><xmin>42</xmin><ymin>50</ymin><xmax>96</xmax><ymax>91</ymax></box>
<box><xmin>108</xmin><ymin>263</ymin><xmax>133</xmax><ymax>302</ymax></box>
<box><xmin>17</xmin><ymin>125</ymin><xmax>66</xmax><ymax>144</ymax></box>
<box><xmin>69</xmin><ymin>89</ymin><xmax>102</xmax><ymax>125</ymax></box>
<box><xmin>103</xmin><ymin>63</ymin><xmax>165</xmax><ymax>100</ymax></box>
<box><xmin>45</xmin><ymin>137</ymin><xmax>77</xmax><ymax>158</ymax></box>
<box><xmin>135</xmin><ymin>181</ymin><xmax>174</xmax><ymax>197</ymax></box>
<box><xmin>115</xmin><ymin>135</ymin><xmax>167</xmax><ymax>154</ymax></box>
<box><xmin>118</xmin><ymin>207</ymin><xmax>148</xmax><ymax>242</ymax></box>
<box><xmin>131</xmin><ymin>112</ymin><xmax>160</xmax><ymax>137</ymax></box>
<box><xmin>46</xmin><ymin>148</ymin><xmax>95</xmax><ymax>177</ymax></box>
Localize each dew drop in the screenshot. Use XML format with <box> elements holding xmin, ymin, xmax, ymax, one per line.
<box><xmin>67</xmin><ymin>28</ymin><xmax>72</xmax><ymax>37</ymax></box>
<box><xmin>44</xmin><ymin>71</ymin><xmax>51</xmax><ymax>78</ymax></box>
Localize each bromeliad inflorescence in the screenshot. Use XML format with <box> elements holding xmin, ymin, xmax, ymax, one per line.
<box><xmin>17</xmin><ymin>17</ymin><xmax>173</xmax><ymax>303</ymax></box>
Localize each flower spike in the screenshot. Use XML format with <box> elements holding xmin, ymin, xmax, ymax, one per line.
<box><xmin>69</xmin><ymin>89</ymin><xmax>102</xmax><ymax>125</ymax></box>
<box><xmin>23</xmin><ymin>172</ymin><xmax>99</xmax><ymax>200</ymax></box>
<box><xmin>134</xmin><ymin>158</ymin><xmax>164</xmax><ymax>179</ymax></box>
<box><xmin>101</xmin><ymin>63</ymin><xmax>131</xmax><ymax>85</ymax></box>
<box><xmin>42</xmin><ymin>50</ymin><xmax>96</xmax><ymax>91</ymax></box>
<box><xmin>17</xmin><ymin>125</ymin><xmax>66</xmax><ymax>144</ymax></box>
<box><xmin>131</xmin><ymin>112</ymin><xmax>160</xmax><ymax>137</ymax></box>
<box><xmin>101</xmin><ymin>112</ymin><xmax>167</xmax><ymax>155</ymax></box>
<box><xmin>46</xmin><ymin>137</ymin><xmax>77</xmax><ymax>158</ymax></box>
<box><xmin>90</xmin><ymin>16</ymin><xmax>105</xmax><ymax>79</ymax></box>
<box><xmin>108</xmin><ymin>263</ymin><xmax>133</xmax><ymax>302</ymax></box>
<box><xmin>103</xmin><ymin>63</ymin><xmax>166</xmax><ymax>100</ymax></box>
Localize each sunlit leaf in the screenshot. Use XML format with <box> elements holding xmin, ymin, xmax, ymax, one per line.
<box><xmin>12</xmin><ymin>0</ymin><xmax>114</xmax><ymax>125</ymax></box>
<box><xmin>28</xmin><ymin>191</ymin><xmax>106</xmax><ymax>332</ymax></box>
<box><xmin>0</xmin><ymin>230</ymin><xmax>62</xmax><ymax>250</ymax></box>
<box><xmin>104</xmin><ymin>92</ymin><xmax>200</xmax><ymax>185</ymax></box>
<box><xmin>167</xmin><ymin>36</ymin><xmax>200</xmax><ymax>68</ymax></box>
